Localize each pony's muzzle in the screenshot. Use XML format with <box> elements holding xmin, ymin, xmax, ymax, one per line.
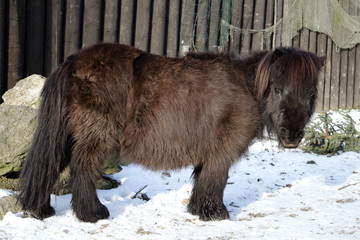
<box><xmin>279</xmin><ymin>127</ymin><xmax>304</xmax><ymax>148</ymax></box>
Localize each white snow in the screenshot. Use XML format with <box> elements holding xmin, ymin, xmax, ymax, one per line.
<box><xmin>0</xmin><ymin>111</ymin><xmax>359</xmax><ymax>240</ymax></box>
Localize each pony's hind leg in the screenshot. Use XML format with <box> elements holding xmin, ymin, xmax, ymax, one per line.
<box><xmin>68</xmin><ymin>109</ymin><xmax>117</xmax><ymax>223</ymax></box>
<box><xmin>188</xmin><ymin>161</ymin><xmax>230</xmax><ymax>221</ymax></box>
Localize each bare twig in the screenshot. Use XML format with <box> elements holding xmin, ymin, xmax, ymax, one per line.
<box><xmin>338</xmin><ymin>182</ymin><xmax>360</xmax><ymax>191</ymax></box>
<box><xmin>132</xmin><ymin>185</ymin><xmax>148</xmax><ymax>199</ymax></box>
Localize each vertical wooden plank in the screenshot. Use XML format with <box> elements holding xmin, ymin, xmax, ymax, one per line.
<box><xmin>25</xmin><ymin>0</ymin><xmax>46</xmax><ymax>76</ymax></box>
<box><xmin>323</xmin><ymin>37</ymin><xmax>333</xmax><ymax>111</ymax></box>
<box><xmin>64</xmin><ymin>0</ymin><xmax>83</xmax><ymax>58</ymax></box>
<box><xmin>219</xmin><ymin>0</ymin><xmax>231</xmax><ymax>50</ymax></box>
<box><xmin>345</xmin><ymin>0</ymin><xmax>356</xmax><ymax>109</ymax></box>
<box><xmin>330</xmin><ymin>44</ymin><xmax>340</xmax><ymax>110</ymax></box>
<box><xmin>166</xmin><ymin>0</ymin><xmax>180</xmax><ymax>57</ymax></box>
<box><xmin>240</xmin><ymin>0</ymin><xmax>254</xmax><ymax>53</ymax></box>
<box><xmin>355</xmin><ymin>44</ymin><xmax>360</xmax><ymax>109</ymax></box>
<box><xmin>150</xmin><ymin>0</ymin><xmax>167</xmax><ymax>55</ymax></box>
<box><xmin>299</xmin><ymin>28</ymin><xmax>309</xmax><ymax>50</ymax></box>
<box><xmin>119</xmin><ymin>0</ymin><xmax>135</xmax><ymax>45</ymax></box>
<box><xmin>315</xmin><ymin>33</ymin><xmax>327</xmax><ymax>112</ymax></box>
<box><xmin>44</xmin><ymin>0</ymin><xmax>66</xmax><ymax>76</ymax></box>
<box><xmin>292</xmin><ymin>34</ymin><xmax>300</xmax><ymax>48</ymax></box>
<box><xmin>274</xmin><ymin>0</ymin><xmax>283</xmax><ymax>47</ymax></box>
<box><xmin>347</xmin><ymin>47</ymin><xmax>356</xmax><ymax>109</ymax></box>
<box><xmin>8</xmin><ymin>0</ymin><xmax>26</xmax><ymax>89</ymax></box>
<box><xmin>103</xmin><ymin>0</ymin><xmax>120</xmax><ymax>43</ymax></box>
<box><xmin>264</xmin><ymin>0</ymin><xmax>274</xmax><ymax>50</ymax></box>
<box><xmin>0</xmin><ymin>0</ymin><xmax>7</xmax><ymax>97</ymax></box>
<box><xmin>83</xmin><ymin>0</ymin><xmax>103</xmax><ymax>47</ymax></box>
<box><xmin>134</xmin><ymin>0</ymin><xmax>151</xmax><ymax>51</ymax></box>
<box><xmin>208</xmin><ymin>0</ymin><xmax>222</xmax><ymax>52</ymax></box>
<box><xmin>195</xmin><ymin>0</ymin><xmax>209</xmax><ymax>52</ymax></box>
<box><xmin>309</xmin><ymin>31</ymin><xmax>317</xmax><ymax>53</ymax></box>
<box><xmin>180</xmin><ymin>0</ymin><xmax>196</xmax><ymax>54</ymax></box>
<box><xmin>252</xmin><ymin>0</ymin><xmax>266</xmax><ymax>50</ymax></box>
<box><xmin>339</xmin><ymin>0</ymin><xmax>349</xmax><ymax>109</ymax></box>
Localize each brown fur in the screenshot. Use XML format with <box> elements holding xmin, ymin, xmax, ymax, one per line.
<box><xmin>18</xmin><ymin>43</ymin><xmax>325</xmax><ymax>222</ymax></box>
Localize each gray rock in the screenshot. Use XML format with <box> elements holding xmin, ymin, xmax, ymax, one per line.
<box><xmin>0</xmin><ymin>195</ymin><xmax>21</xmax><ymax>220</ymax></box>
<box><xmin>2</xmin><ymin>74</ymin><xmax>45</xmax><ymax>108</ymax></box>
<box><xmin>0</xmin><ymin>75</ymin><xmax>45</xmax><ymax>176</ymax></box>
<box><xmin>0</xmin><ymin>74</ymin><xmax>121</xmax><ymax>190</ymax></box>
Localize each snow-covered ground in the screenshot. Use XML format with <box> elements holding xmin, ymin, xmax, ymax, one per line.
<box><xmin>0</xmin><ymin>111</ymin><xmax>359</xmax><ymax>240</ymax></box>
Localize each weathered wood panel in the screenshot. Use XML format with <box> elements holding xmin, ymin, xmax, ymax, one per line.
<box><xmin>119</xmin><ymin>0</ymin><xmax>135</xmax><ymax>45</ymax></box>
<box><xmin>25</xmin><ymin>0</ymin><xmax>46</xmax><ymax>76</ymax></box>
<box><xmin>166</xmin><ymin>0</ymin><xmax>181</xmax><ymax>57</ymax></box>
<box><xmin>134</xmin><ymin>0</ymin><xmax>151</xmax><ymax>51</ymax></box>
<box><xmin>240</xmin><ymin>0</ymin><xmax>254</xmax><ymax>53</ymax></box>
<box><xmin>7</xmin><ymin>0</ymin><xmax>26</xmax><ymax>89</ymax></box>
<box><xmin>228</xmin><ymin>0</ymin><xmax>242</xmax><ymax>53</ymax></box>
<box><xmin>64</xmin><ymin>0</ymin><xmax>83</xmax><ymax>58</ymax></box>
<box><xmin>103</xmin><ymin>0</ymin><xmax>120</xmax><ymax>43</ymax></box>
<box><xmin>44</xmin><ymin>0</ymin><xmax>66</xmax><ymax>76</ymax></box>
<box><xmin>252</xmin><ymin>0</ymin><xmax>266</xmax><ymax>50</ymax></box>
<box><xmin>82</xmin><ymin>0</ymin><xmax>103</xmax><ymax>47</ymax></box>
<box><xmin>0</xmin><ymin>0</ymin><xmax>7</xmax><ymax>94</ymax></box>
<box><xmin>150</xmin><ymin>0</ymin><xmax>167</xmax><ymax>55</ymax></box>
<box><xmin>1</xmin><ymin>0</ymin><xmax>359</xmax><ymax>111</ymax></box>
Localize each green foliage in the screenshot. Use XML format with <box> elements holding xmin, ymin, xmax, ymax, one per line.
<box><xmin>301</xmin><ymin>112</ymin><xmax>360</xmax><ymax>155</ymax></box>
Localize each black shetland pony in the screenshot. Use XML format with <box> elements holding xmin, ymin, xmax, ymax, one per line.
<box><xmin>18</xmin><ymin>43</ymin><xmax>325</xmax><ymax>223</ymax></box>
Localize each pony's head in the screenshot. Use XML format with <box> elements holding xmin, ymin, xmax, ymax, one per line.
<box><xmin>255</xmin><ymin>47</ymin><xmax>325</xmax><ymax>148</ymax></box>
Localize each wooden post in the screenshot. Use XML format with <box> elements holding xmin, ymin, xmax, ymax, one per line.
<box><xmin>7</xmin><ymin>0</ymin><xmax>26</xmax><ymax>89</ymax></box>
<box><xmin>315</xmin><ymin>33</ymin><xmax>327</xmax><ymax>112</ymax></box>
<box><xmin>119</xmin><ymin>0</ymin><xmax>135</xmax><ymax>46</ymax></box>
<box><xmin>229</xmin><ymin>0</ymin><xmax>242</xmax><ymax>53</ymax></box>
<box><xmin>240</xmin><ymin>0</ymin><xmax>254</xmax><ymax>53</ymax></box>
<box><xmin>330</xmin><ymin>44</ymin><xmax>340</xmax><ymax>110</ymax></box>
<box><xmin>0</xmin><ymin>0</ymin><xmax>6</xmax><ymax>96</ymax></box>
<box><xmin>264</xmin><ymin>0</ymin><xmax>274</xmax><ymax>50</ymax></box>
<box><xmin>252</xmin><ymin>0</ymin><xmax>266</xmax><ymax>50</ymax></box>
<box><xmin>194</xmin><ymin>0</ymin><xmax>209</xmax><ymax>52</ymax></box>
<box><xmin>299</xmin><ymin>29</ymin><xmax>309</xmax><ymax>50</ymax></box>
<box><xmin>180</xmin><ymin>0</ymin><xmax>196</xmax><ymax>54</ymax></box>
<box><xmin>355</xmin><ymin>45</ymin><xmax>360</xmax><ymax>109</ymax></box>
<box><xmin>323</xmin><ymin>37</ymin><xmax>333</xmax><ymax>111</ymax></box>
<box><xmin>134</xmin><ymin>0</ymin><xmax>151</xmax><ymax>51</ymax></box>
<box><xmin>209</xmin><ymin>0</ymin><xmax>221</xmax><ymax>52</ymax></box>
<box><xmin>83</xmin><ymin>0</ymin><xmax>103</xmax><ymax>47</ymax></box>
<box><xmin>150</xmin><ymin>0</ymin><xmax>167</xmax><ymax>55</ymax></box>
<box><xmin>103</xmin><ymin>0</ymin><xmax>120</xmax><ymax>43</ymax></box>
<box><xmin>274</xmin><ymin>0</ymin><xmax>283</xmax><ymax>47</ymax></box>
<box><xmin>309</xmin><ymin>31</ymin><xmax>317</xmax><ymax>53</ymax></box>
<box><xmin>44</xmin><ymin>0</ymin><xmax>65</xmax><ymax>76</ymax></box>
<box><xmin>64</xmin><ymin>0</ymin><xmax>83</xmax><ymax>58</ymax></box>
<box><xmin>166</xmin><ymin>0</ymin><xmax>181</xmax><ymax>57</ymax></box>
<box><xmin>25</xmin><ymin>0</ymin><xmax>46</xmax><ymax>76</ymax></box>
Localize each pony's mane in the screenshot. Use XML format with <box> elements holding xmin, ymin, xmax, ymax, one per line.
<box><xmin>254</xmin><ymin>48</ymin><xmax>324</xmax><ymax>100</ymax></box>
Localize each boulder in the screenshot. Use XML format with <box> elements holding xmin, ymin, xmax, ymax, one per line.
<box><xmin>0</xmin><ymin>74</ymin><xmax>121</xmax><ymax>193</ymax></box>
<box><xmin>0</xmin><ymin>75</ymin><xmax>45</xmax><ymax>176</ymax></box>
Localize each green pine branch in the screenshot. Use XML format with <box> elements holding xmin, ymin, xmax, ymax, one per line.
<box><xmin>301</xmin><ymin>111</ymin><xmax>360</xmax><ymax>155</ymax></box>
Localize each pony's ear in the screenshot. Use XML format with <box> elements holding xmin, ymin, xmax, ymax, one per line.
<box><xmin>318</xmin><ymin>56</ymin><xmax>326</xmax><ymax>67</ymax></box>
<box><xmin>272</xmin><ymin>48</ymin><xmax>285</xmax><ymax>62</ymax></box>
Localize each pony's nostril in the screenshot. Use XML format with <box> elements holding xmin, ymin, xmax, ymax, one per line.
<box><xmin>280</xmin><ymin>127</ymin><xmax>287</xmax><ymax>136</ymax></box>
<box><xmin>298</xmin><ymin>130</ymin><xmax>305</xmax><ymax>138</ymax></box>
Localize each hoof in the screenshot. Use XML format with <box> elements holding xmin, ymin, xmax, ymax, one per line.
<box><xmin>24</xmin><ymin>205</ymin><xmax>55</xmax><ymax>220</ymax></box>
<box><xmin>188</xmin><ymin>202</ymin><xmax>229</xmax><ymax>221</ymax></box>
<box><xmin>75</xmin><ymin>203</ymin><xmax>109</xmax><ymax>223</ymax></box>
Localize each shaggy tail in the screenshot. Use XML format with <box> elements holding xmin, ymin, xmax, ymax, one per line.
<box><xmin>18</xmin><ymin>62</ymin><xmax>71</xmax><ymax>219</ymax></box>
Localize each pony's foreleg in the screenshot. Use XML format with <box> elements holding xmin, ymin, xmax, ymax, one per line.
<box><xmin>69</xmin><ymin>114</ymin><xmax>117</xmax><ymax>223</ymax></box>
<box><xmin>188</xmin><ymin>161</ymin><xmax>230</xmax><ymax>221</ymax></box>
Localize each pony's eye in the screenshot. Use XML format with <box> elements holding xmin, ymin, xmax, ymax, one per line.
<box><xmin>307</xmin><ymin>93</ymin><xmax>315</xmax><ymax>99</ymax></box>
<box><xmin>274</xmin><ymin>87</ymin><xmax>281</xmax><ymax>96</ymax></box>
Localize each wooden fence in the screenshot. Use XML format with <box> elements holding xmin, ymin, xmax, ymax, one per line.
<box><xmin>0</xmin><ymin>0</ymin><xmax>359</xmax><ymax>112</ymax></box>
